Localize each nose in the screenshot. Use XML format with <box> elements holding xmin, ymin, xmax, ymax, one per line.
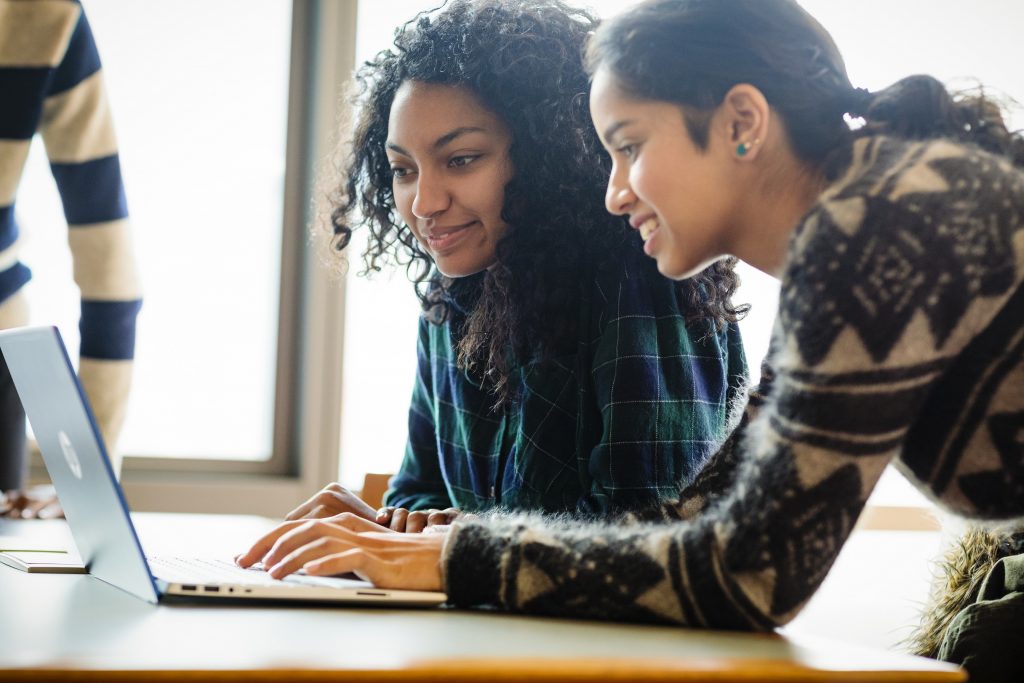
<box><xmin>604</xmin><ymin>162</ymin><xmax>635</xmax><ymax>216</ymax></box>
<box><xmin>411</xmin><ymin>170</ymin><xmax>451</xmax><ymax>219</ymax></box>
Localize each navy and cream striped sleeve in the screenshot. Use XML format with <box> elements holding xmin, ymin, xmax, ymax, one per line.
<box><xmin>0</xmin><ymin>0</ymin><xmax>141</xmax><ymax>460</ymax></box>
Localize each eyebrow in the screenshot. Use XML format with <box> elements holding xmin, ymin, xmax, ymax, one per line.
<box><xmin>386</xmin><ymin>126</ymin><xmax>488</xmax><ymax>156</ymax></box>
<box><xmin>602</xmin><ymin>119</ymin><xmax>635</xmax><ymax>144</ymax></box>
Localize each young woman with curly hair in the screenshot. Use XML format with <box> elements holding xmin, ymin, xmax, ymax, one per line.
<box><xmin>279</xmin><ymin>0</ymin><xmax>748</xmax><ymax>531</ymax></box>
<box><xmin>243</xmin><ymin>2</ymin><xmax>1024</xmax><ymax>661</ymax></box>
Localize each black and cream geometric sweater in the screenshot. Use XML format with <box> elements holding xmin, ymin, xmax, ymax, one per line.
<box><xmin>440</xmin><ymin>135</ymin><xmax>1024</xmax><ymax>629</ymax></box>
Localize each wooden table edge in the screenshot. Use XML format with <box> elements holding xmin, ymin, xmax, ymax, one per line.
<box><xmin>1</xmin><ymin>656</ymin><xmax>967</xmax><ymax>682</ymax></box>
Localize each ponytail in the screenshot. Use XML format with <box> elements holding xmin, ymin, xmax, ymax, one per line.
<box><xmin>850</xmin><ymin>76</ymin><xmax>1024</xmax><ymax>169</ymax></box>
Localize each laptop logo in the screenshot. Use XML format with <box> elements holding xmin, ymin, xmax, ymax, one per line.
<box><xmin>58</xmin><ymin>430</ymin><xmax>84</xmax><ymax>479</ymax></box>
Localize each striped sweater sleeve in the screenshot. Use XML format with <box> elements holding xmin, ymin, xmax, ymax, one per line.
<box><xmin>43</xmin><ymin>8</ymin><xmax>142</xmax><ymax>466</ymax></box>
<box><xmin>0</xmin><ymin>1</ymin><xmax>141</xmax><ymax>467</ymax></box>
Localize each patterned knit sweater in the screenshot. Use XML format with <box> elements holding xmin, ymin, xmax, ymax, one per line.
<box><xmin>441</xmin><ymin>136</ymin><xmax>1024</xmax><ymax>629</ymax></box>
<box><xmin>0</xmin><ymin>0</ymin><xmax>141</xmax><ymax>468</ymax></box>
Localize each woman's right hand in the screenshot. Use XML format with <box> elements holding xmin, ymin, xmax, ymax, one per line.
<box><xmin>284</xmin><ymin>483</ymin><xmax>379</xmax><ymax>522</ymax></box>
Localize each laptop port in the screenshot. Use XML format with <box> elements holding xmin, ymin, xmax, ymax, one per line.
<box><xmin>181</xmin><ymin>585</ymin><xmax>197</xmax><ymax>591</ymax></box>
<box><xmin>203</xmin><ymin>586</ymin><xmax>220</xmax><ymax>592</ymax></box>
<box><xmin>356</xmin><ymin>591</ymin><xmax>387</xmax><ymax>597</ymax></box>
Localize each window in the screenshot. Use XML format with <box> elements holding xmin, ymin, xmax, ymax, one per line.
<box><xmin>18</xmin><ymin>0</ymin><xmax>291</xmax><ymax>461</ymax></box>
<box><xmin>20</xmin><ymin>1</ymin><xmax>359</xmax><ymax>515</ymax></box>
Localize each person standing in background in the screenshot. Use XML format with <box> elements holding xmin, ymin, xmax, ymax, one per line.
<box><xmin>0</xmin><ymin>0</ymin><xmax>142</xmax><ymax>516</ymax></box>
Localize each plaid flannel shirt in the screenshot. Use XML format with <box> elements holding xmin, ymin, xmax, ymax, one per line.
<box><xmin>385</xmin><ymin>250</ymin><xmax>748</xmax><ymax>514</ymax></box>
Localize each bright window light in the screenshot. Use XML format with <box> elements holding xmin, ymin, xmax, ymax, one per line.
<box><xmin>17</xmin><ymin>0</ymin><xmax>291</xmax><ymax>459</ymax></box>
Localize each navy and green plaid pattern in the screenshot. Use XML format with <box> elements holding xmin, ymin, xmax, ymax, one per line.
<box><xmin>386</xmin><ymin>251</ymin><xmax>748</xmax><ymax>515</ymax></box>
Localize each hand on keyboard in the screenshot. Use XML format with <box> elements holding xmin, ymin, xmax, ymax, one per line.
<box><xmin>284</xmin><ymin>483</ymin><xmax>379</xmax><ymax>523</ymax></box>
<box><xmin>237</xmin><ymin>516</ymin><xmax>446</xmax><ymax>591</ymax></box>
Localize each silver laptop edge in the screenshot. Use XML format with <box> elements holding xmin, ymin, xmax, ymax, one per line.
<box><xmin>0</xmin><ymin>326</ymin><xmax>445</xmax><ymax>607</ymax></box>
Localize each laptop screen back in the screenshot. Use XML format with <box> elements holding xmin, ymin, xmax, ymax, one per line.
<box><xmin>0</xmin><ymin>327</ymin><xmax>159</xmax><ymax>603</ymax></box>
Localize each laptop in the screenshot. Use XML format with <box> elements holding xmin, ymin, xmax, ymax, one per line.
<box><xmin>0</xmin><ymin>326</ymin><xmax>447</xmax><ymax>607</ymax></box>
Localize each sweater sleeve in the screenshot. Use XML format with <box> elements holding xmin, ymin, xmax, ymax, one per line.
<box><xmin>577</xmin><ymin>259</ymin><xmax>748</xmax><ymax>514</ymax></box>
<box><xmin>440</xmin><ymin>139</ymin><xmax>1024</xmax><ymax>627</ymax></box>
<box><xmin>38</xmin><ymin>7</ymin><xmax>141</xmax><ymax>465</ymax></box>
<box><xmin>384</xmin><ymin>317</ymin><xmax>453</xmax><ymax>511</ymax></box>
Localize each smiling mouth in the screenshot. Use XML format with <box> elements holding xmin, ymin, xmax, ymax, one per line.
<box><xmin>425</xmin><ymin>221</ymin><xmax>477</xmax><ymax>251</ymax></box>
<box><xmin>638</xmin><ymin>217</ymin><xmax>659</xmax><ymax>242</ymax></box>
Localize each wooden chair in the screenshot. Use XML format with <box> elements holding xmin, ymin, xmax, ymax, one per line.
<box><xmin>359</xmin><ymin>473</ymin><xmax>393</xmax><ymax>510</ymax></box>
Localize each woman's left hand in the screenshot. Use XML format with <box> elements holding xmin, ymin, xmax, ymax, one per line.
<box><xmin>236</xmin><ymin>513</ymin><xmax>447</xmax><ymax>592</ymax></box>
<box><xmin>376</xmin><ymin>506</ymin><xmax>461</xmax><ymax>532</ymax></box>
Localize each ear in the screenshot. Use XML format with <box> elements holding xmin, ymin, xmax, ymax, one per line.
<box><xmin>716</xmin><ymin>84</ymin><xmax>770</xmax><ymax>161</ymax></box>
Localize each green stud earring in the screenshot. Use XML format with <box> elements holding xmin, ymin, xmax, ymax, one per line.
<box><xmin>736</xmin><ymin>138</ymin><xmax>760</xmax><ymax>158</ymax></box>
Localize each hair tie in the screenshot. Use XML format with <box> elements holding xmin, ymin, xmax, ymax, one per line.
<box><xmin>845</xmin><ymin>87</ymin><xmax>873</xmax><ymax>117</ymax></box>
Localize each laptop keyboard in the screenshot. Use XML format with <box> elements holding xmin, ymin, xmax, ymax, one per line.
<box><xmin>148</xmin><ymin>556</ymin><xmax>282</xmax><ymax>586</ymax></box>
<box><xmin>148</xmin><ymin>556</ymin><xmax>366</xmax><ymax>589</ymax></box>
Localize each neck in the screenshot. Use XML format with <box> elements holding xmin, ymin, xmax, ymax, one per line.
<box><xmin>731</xmin><ymin>161</ymin><xmax>825</xmax><ymax>278</ymax></box>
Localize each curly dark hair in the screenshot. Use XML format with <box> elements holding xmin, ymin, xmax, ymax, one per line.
<box><xmin>329</xmin><ymin>0</ymin><xmax>745</xmax><ymax>407</ymax></box>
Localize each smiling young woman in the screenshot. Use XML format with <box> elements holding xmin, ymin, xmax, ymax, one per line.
<box><xmin>270</xmin><ymin>0</ymin><xmax>749</xmax><ymax>531</ymax></box>
<box><xmin>591</xmin><ymin>74</ymin><xmax>819</xmax><ymax>282</ymax></box>
<box><xmin>385</xmin><ymin>82</ymin><xmax>514</xmax><ymax>279</ymax></box>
